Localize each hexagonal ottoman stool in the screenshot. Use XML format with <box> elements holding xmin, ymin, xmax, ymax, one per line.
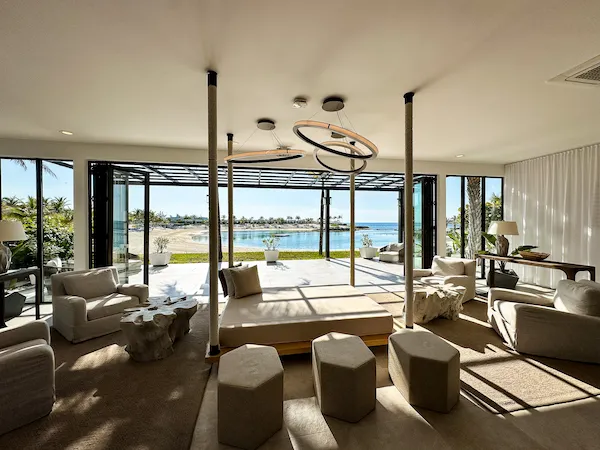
<box><xmin>312</xmin><ymin>332</ymin><xmax>376</xmax><ymax>422</ymax></box>
<box><xmin>388</xmin><ymin>329</ymin><xmax>460</xmax><ymax>413</ymax></box>
<box><xmin>218</xmin><ymin>344</ymin><xmax>283</xmax><ymax>450</ymax></box>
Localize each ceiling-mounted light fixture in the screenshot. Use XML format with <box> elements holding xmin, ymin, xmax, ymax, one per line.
<box><xmin>224</xmin><ymin>119</ymin><xmax>307</xmax><ymax>164</ymax></box>
<box><xmin>59</xmin><ymin>130</ymin><xmax>74</xmax><ymax>136</ymax></box>
<box><xmin>455</xmin><ymin>154</ymin><xmax>465</xmax><ymax>158</ymax></box>
<box><xmin>293</xmin><ymin>96</ymin><xmax>378</xmax><ymax>174</ymax></box>
<box><xmin>292</xmin><ymin>97</ymin><xmax>308</xmax><ymax>109</ymax></box>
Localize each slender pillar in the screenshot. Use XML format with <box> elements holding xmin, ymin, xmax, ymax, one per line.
<box><xmin>227</xmin><ymin>133</ymin><xmax>235</xmax><ymax>268</ymax></box>
<box><xmin>35</xmin><ymin>160</ymin><xmax>44</xmax><ymax>308</ymax></box>
<box><xmin>73</xmin><ymin>157</ymin><xmax>90</xmax><ymax>270</ymax></box>
<box><xmin>460</xmin><ymin>177</ymin><xmax>466</xmax><ymax>258</ymax></box>
<box><xmin>325</xmin><ymin>189</ymin><xmax>331</xmax><ymax>259</ymax></box>
<box><xmin>350</xmin><ymin>157</ymin><xmax>356</xmax><ymax>286</ymax></box>
<box><xmin>398</xmin><ymin>187</ymin><xmax>404</xmax><ymax>244</ymax></box>
<box><xmin>207</xmin><ymin>70</ymin><xmax>220</xmax><ymax>355</ymax></box>
<box><xmin>436</xmin><ymin>175</ymin><xmax>447</xmax><ymax>256</ymax></box>
<box><xmin>404</xmin><ymin>92</ymin><xmax>415</xmax><ymax>329</ymax></box>
<box><xmin>143</xmin><ymin>174</ymin><xmax>150</xmax><ymax>285</ymax></box>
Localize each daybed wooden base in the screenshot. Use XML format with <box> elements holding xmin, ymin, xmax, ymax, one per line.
<box><xmin>204</xmin><ymin>333</ymin><xmax>391</xmax><ymax>363</ymax></box>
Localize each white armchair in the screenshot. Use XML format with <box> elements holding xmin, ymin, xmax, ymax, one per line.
<box><xmin>51</xmin><ymin>267</ymin><xmax>148</xmax><ymax>343</ymax></box>
<box><xmin>414</xmin><ymin>256</ymin><xmax>477</xmax><ymax>302</ymax></box>
<box><xmin>0</xmin><ymin>321</ymin><xmax>55</xmax><ymax>435</ymax></box>
<box><xmin>488</xmin><ymin>282</ymin><xmax>600</xmax><ymax>364</ymax></box>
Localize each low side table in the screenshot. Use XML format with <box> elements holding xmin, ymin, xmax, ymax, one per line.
<box><xmin>413</xmin><ymin>285</ymin><xmax>466</xmax><ymax>324</ymax></box>
<box><xmin>120</xmin><ymin>298</ymin><xmax>198</xmax><ymax>362</ymax></box>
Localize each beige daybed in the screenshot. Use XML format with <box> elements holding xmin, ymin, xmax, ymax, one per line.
<box><xmin>217</xmin><ymin>285</ymin><xmax>394</xmax><ymax>357</ymax></box>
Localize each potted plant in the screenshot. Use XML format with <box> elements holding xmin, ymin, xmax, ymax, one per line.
<box><xmin>359</xmin><ymin>234</ymin><xmax>377</xmax><ymax>259</ymax></box>
<box><xmin>262</xmin><ymin>234</ymin><xmax>280</xmax><ymax>263</ymax></box>
<box><xmin>482</xmin><ymin>233</ymin><xmax>537</xmax><ymax>289</ymax></box>
<box><xmin>149</xmin><ymin>236</ymin><xmax>172</xmax><ymax>267</ymax></box>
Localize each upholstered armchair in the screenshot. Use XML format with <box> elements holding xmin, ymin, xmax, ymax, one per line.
<box><xmin>0</xmin><ymin>321</ymin><xmax>55</xmax><ymax>435</ymax></box>
<box><xmin>379</xmin><ymin>242</ymin><xmax>405</xmax><ymax>263</ymax></box>
<box><xmin>414</xmin><ymin>256</ymin><xmax>477</xmax><ymax>302</ymax></box>
<box><xmin>488</xmin><ymin>281</ymin><xmax>600</xmax><ymax>364</ymax></box>
<box><xmin>51</xmin><ymin>267</ymin><xmax>148</xmax><ymax>343</ymax></box>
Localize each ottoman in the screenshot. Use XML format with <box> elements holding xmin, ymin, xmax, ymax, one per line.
<box><xmin>312</xmin><ymin>332</ymin><xmax>376</xmax><ymax>422</ymax></box>
<box><xmin>388</xmin><ymin>329</ymin><xmax>460</xmax><ymax>413</ymax></box>
<box><xmin>218</xmin><ymin>344</ymin><xmax>283</xmax><ymax>450</ymax></box>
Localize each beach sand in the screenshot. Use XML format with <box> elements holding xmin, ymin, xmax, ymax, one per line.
<box><xmin>128</xmin><ymin>224</ymin><xmax>322</xmax><ymax>254</ymax></box>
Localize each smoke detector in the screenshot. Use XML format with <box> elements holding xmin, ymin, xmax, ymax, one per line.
<box><xmin>292</xmin><ymin>97</ymin><xmax>308</xmax><ymax>108</ymax></box>
<box><xmin>549</xmin><ymin>54</ymin><xmax>600</xmax><ymax>86</ymax></box>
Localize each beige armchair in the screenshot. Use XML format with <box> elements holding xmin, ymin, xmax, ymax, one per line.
<box><xmin>51</xmin><ymin>267</ymin><xmax>148</xmax><ymax>343</ymax></box>
<box><xmin>488</xmin><ymin>282</ymin><xmax>600</xmax><ymax>364</ymax></box>
<box><xmin>414</xmin><ymin>256</ymin><xmax>477</xmax><ymax>302</ymax></box>
<box><xmin>0</xmin><ymin>321</ymin><xmax>55</xmax><ymax>435</ymax></box>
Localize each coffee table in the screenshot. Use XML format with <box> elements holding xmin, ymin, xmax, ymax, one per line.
<box><xmin>120</xmin><ymin>297</ymin><xmax>198</xmax><ymax>362</ymax></box>
<box><xmin>413</xmin><ymin>284</ymin><xmax>466</xmax><ymax>324</ymax></box>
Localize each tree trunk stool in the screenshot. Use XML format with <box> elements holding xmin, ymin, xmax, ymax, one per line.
<box><xmin>312</xmin><ymin>332</ymin><xmax>376</xmax><ymax>422</ymax></box>
<box><xmin>218</xmin><ymin>344</ymin><xmax>283</xmax><ymax>450</ymax></box>
<box><xmin>388</xmin><ymin>329</ymin><xmax>460</xmax><ymax>413</ymax></box>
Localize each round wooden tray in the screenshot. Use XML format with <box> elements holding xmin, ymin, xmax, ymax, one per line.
<box><xmin>519</xmin><ymin>251</ymin><xmax>550</xmax><ymax>261</ymax></box>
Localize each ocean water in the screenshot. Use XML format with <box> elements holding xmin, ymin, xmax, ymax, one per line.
<box><xmin>193</xmin><ymin>222</ymin><xmax>412</xmax><ymax>251</ymax></box>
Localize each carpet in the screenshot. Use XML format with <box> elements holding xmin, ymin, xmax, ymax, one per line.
<box><xmin>0</xmin><ymin>304</ymin><xmax>212</xmax><ymax>450</ymax></box>
<box><xmin>367</xmin><ymin>292</ymin><xmax>600</xmax><ymax>414</ymax></box>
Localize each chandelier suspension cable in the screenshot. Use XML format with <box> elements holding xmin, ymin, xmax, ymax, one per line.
<box><xmin>238</xmin><ymin>127</ymin><xmax>258</xmax><ymax>150</ymax></box>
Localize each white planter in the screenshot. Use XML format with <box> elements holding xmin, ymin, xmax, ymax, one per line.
<box><xmin>264</xmin><ymin>250</ymin><xmax>279</xmax><ymax>263</ymax></box>
<box><xmin>359</xmin><ymin>247</ymin><xmax>377</xmax><ymax>259</ymax></box>
<box><xmin>149</xmin><ymin>252</ymin><xmax>172</xmax><ymax>267</ymax></box>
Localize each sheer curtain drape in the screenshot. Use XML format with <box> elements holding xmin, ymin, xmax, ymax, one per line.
<box><xmin>505</xmin><ymin>144</ymin><xmax>600</xmax><ymax>287</ymax></box>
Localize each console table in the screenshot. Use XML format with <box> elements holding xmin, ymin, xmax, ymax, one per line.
<box><xmin>0</xmin><ymin>268</ymin><xmax>43</xmax><ymax>328</ymax></box>
<box><xmin>477</xmin><ymin>254</ymin><xmax>595</xmax><ymax>285</ymax></box>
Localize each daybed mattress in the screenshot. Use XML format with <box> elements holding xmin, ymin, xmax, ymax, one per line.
<box><xmin>219</xmin><ymin>285</ymin><xmax>394</xmax><ymax>347</ymax></box>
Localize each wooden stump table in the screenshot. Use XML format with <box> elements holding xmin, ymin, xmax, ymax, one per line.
<box><xmin>120</xmin><ymin>298</ymin><xmax>198</xmax><ymax>362</ymax></box>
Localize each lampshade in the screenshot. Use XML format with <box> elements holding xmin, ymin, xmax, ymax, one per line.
<box><xmin>0</xmin><ymin>220</ymin><xmax>28</xmax><ymax>242</ymax></box>
<box><xmin>488</xmin><ymin>221</ymin><xmax>519</xmax><ymax>236</ymax></box>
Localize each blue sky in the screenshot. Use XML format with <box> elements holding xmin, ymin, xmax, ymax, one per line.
<box><xmin>1</xmin><ymin>160</ymin><xmax>501</xmax><ymax>223</ymax></box>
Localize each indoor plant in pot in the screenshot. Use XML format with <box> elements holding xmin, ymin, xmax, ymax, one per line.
<box><xmin>262</xmin><ymin>234</ymin><xmax>280</xmax><ymax>263</ymax></box>
<box><xmin>482</xmin><ymin>232</ymin><xmax>536</xmax><ymax>289</ymax></box>
<box><xmin>149</xmin><ymin>236</ymin><xmax>172</xmax><ymax>267</ymax></box>
<box><xmin>359</xmin><ymin>234</ymin><xmax>377</xmax><ymax>259</ymax></box>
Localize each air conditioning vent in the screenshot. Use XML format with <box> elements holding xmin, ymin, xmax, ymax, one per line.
<box><xmin>549</xmin><ymin>54</ymin><xmax>600</xmax><ymax>87</ymax></box>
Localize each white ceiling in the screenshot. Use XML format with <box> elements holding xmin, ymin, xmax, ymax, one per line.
<box><xmin>1</xmin><ymin>0</ymin><xmax>600</xmax><ymax>164</ymax></box>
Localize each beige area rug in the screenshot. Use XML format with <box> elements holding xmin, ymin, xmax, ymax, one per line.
<box><xmin>0</xmin><ymin>305</ymin><xmax>212</xmax><ymax>450</ymax></box>
<box><xmin>367</xmin><ymin>292</ymin><xmax>600</xmax><ymax>413</ymax></box>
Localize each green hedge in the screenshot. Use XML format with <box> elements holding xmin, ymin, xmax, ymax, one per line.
<box><xmin>170</xmin><ymin>250</ymin><xmax>361</xmax><ymax>264</ymax></box>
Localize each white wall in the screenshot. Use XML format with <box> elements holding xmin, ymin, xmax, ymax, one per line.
<box><xmin>0</xmin><ymin>137</ymin><xmax>505</xmax><ymax>267</ymax></box>
<box><xmin>504</xmin><ymin>143</ymin><xmax>600</xmax><ymax>287</ymax></box>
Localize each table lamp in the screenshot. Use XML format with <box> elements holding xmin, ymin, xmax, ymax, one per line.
<box><xmin>0</xmin><ymin>220</ymin><xmax>28</xmax><ymax>273</ymax></box>
<box><xmin>487</xmin><ymin>221</ymin><xmax>519</xmax><ymax>257</ymax></box>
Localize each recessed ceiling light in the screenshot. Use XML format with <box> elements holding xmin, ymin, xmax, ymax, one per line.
<box><xmin>60</xmin><ymin>130</ymin><xmax>74</xmax><ymax>136</ymax></box>
<box><xmin>455</xmin><ymin>154</ymin><xmax>464</xmax><ymax>158</ymax></box>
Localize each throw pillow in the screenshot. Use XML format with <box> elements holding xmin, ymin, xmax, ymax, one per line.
<box><xmin>63</xmin><ymin>268</ymin><xmax>118</xmax><ymax>299</ymax></box>
<box><xmin>389</xmin><ymin>243</ymin><xmax>404</xmax><ymax>252</ymax></box>
<box><xmin>221</xmin><ymin>265</ymin><xmax>248</xmax><ymax>298</ymax></box>
<box><xmin>229</xmin><ymin>265</ymin><xmax>262</xmax><ymax>299</ymax></box>
<box><xmin>554</xmin><ymin>279</ymin><xmax>600</xmax><ymax>317</ymax></box>
<box><xmin>218</xmin><ymin>269</ymin><xmax>229</xmax><ymax>297</ymax></box>
<box><xmin>431</xmin><ymin>256</ymin><xmax>465</xmax><ymax>276</ymax></box>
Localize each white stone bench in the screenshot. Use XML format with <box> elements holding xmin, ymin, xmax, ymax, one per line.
<box><xmin>218</xmin><ymin>344</ymin><xmax>283</xmax><ymax>450</ymax></box>
<box><xmin>312</xmin><ymin>332</ymin><xmax>376</xmax><ymax>422</ymax></box>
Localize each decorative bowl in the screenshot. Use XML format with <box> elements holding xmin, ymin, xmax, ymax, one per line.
<box><xmin>519</xmin><ymin>251</ymin><xmax>550</xmax><ymax>261</ymax></box>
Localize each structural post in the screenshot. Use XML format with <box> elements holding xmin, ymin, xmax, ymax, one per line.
<box><xmin>398</xmin><ymin>187</ymin><xmax>404</xmax><ymax>244</ymax></box>
<box><xmin>73</xmin><ymin>157</ymin><xmax>90</xmax><ymax>270</ymax></box>
<box><xmin>227</xmin><ymin>133</ymin><xmax>235</xmax><ymax>268</ymax></box>
<box><xmin>207</xmin><ymin>70</ymin><xmax>220</xmax><ymax>355</ymax></box>
<box><xmin>325</xmin><ymin>189</ymin><xmax>331</xmax><ymax>260</ymax></box>
<box><xmin>350</xmin><ymin>157</ymin><xmax>356</xmax><ymax>286</ymax></box>
<box><xmin>35</xmin><ymin>160</ymin><xmax>44</xmax><ymax>308</ymax></box>
<box><xmin>404</xmin><ymin>92</ymin><xmax>415</xmax><ymax>329</ymax></box>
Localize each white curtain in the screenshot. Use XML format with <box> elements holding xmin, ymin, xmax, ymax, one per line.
<box><xmin>504</xmin><ymin>144</ymin><xmax>600</xmax><ymax>288</ymax></box>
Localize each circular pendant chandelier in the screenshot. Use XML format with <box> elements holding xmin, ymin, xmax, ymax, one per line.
<box><xmin>224</xmin><ymin>119</ymin><xmax>307</xmax><ymax>164</ymax></box>
<box><xmin>292</xmin><ymin>96</ymin><xmax>379</xmax><ymax>174</ymax></box>
<box><xmin>313</xmin><ymin>141</ymin><xmax>367</xmax><ymax>174</ymax></box>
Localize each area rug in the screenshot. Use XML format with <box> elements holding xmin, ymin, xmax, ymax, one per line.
<box><xmin>367</xmin><ymin>293</ymin><xmax>600</xmax><ymax>414</ymax></box>
<box><xmin>0</xmin><ymin>305</ymin><xmax>212</xmax><ymax>450</ymax></box>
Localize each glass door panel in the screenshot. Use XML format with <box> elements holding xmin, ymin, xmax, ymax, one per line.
<box><xmin>413</xmin><ymin>182</ymin><xmax>423</xmax><ymax>269</ymax></box>
<box><xmin>112</xmin><ymin>170</ymin><xmax>130</xmax><ymax>277</ymax></box>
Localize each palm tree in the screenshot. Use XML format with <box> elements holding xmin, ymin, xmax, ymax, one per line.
<box><xmin>48</xmin><ymin>196</ymin><xmax>70</xmax><ymax>214</ymax></box>
<box><xmin>466</xmin><ymin>177</ymin><xmax>482</xmax><ymax>259</ymax></box>
<box><xmin>9</xmin><ymin>159</ymin><xmax>57</xmax><ymax>178</ymax></box>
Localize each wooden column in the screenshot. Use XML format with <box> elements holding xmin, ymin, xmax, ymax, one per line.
<box><xmin>207</xmin><ymin>70</ymin><xmax>220</xmax><ymax>355</ymax></box>
<box><xmin>404</xmin><ymin>92</ymin><xmax>414</xmax><ymax>329</ymax></box>
<box><xmin>350</xmin><ymin>157</ymin><xmax>356</xmax><ymax>286</ymax></box>
<box><xmin>227</xmin><ymin>133</ymin><xmax>234</xmax><ymax>268</ymax></box>
<box><xmin>325</xmin><ymin>189</ymin><xmax>331</xmax><ymax>259</ymax></box>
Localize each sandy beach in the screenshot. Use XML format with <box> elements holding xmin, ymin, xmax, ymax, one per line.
<box><xmin>128</xmin><ymin>224</ymin><xmax>322</xmax><ymax>254</ymax></box>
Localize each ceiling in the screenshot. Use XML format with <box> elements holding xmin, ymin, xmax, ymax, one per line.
<box><xmin>1</xmin><ymin>0</ymin><xmax>600</xmax><ymax>164</ymax></box>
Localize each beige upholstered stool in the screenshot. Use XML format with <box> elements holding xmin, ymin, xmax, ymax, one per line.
<box><xmin>218</xmin><ymin>344</ymin><xmax>283</xmax><ymax>450</ymax></box>
<box><xmin>388</xmin><ymin>329</ymin><xmax>460</xmax><ymax>413</ymax></box>
<box><xmin>312</xmin><ymin>332</ymin><xmax>376</xmax><ymax>422</ymax></box>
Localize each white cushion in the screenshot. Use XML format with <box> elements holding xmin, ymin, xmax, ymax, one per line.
<box><xmin>554</xmin><ymin>279</ymin><xmax>600</xmax><ymax>317</ymax></box>
<box><xmin>431</xmin><ymin>256</ymin><xmax>464</xmax><ymax>276</ymax></box>
<box><xmin>86</xmin><ymin>294</ymin><xmax>139</xmax><ymax>320</ymax></box>
<box><xmin>62</xmin><ymin>268</ymin><xmax>117</xmax><ymax>299</ymax></box>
